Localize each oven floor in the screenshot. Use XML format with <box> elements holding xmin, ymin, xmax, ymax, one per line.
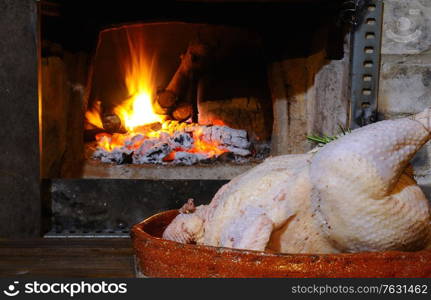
<box><xmin>0</xmin><ymin>238</ymin><xmax>135</xmax><ymax>278</ymax></box>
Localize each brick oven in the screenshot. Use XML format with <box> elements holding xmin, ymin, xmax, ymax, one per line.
<box><xmin>0</xmin><ymin>0</ymin><xmax>383</xmax><ymax>239</ymax></box>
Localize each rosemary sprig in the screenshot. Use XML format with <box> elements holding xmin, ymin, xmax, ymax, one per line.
<box><xmin>338</xmin><ymin>123</ymin><xmax>352</xmax><ymax>135</ymax></box>
<box><xmin>307</xmin><ymin>135</ymin><xmax>337</xmax><ymax>144</ymax></box>
<box><xmin>307</xmin><ymin>124</ymin><xmax>351</xmax><ymax>145</ymax></box>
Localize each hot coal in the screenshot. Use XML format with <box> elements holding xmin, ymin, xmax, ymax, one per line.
<box><xmin>92</xmin><ymin>123</ymin><xmax>252</xmax><ymax>166</ymax></box>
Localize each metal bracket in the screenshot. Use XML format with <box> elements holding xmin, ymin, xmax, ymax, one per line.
<box><xmin>349</xmin><ymin>0</ymin><xmax>383</xmax><ymax>128</ymax></box>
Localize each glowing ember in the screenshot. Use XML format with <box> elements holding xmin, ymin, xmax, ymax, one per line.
<box><xmin>189</xmin><ymin>128</ymin><xmax>226</xmax><ymax>158</ymax></box>
<box><xmin>92</xmin><ymin>122</ymin><xmax>251</xmax><ymax>165</ymax></box>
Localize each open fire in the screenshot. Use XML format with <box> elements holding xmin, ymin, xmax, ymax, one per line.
<box><xmin>85</xmin><ymin>30</ymin><xmax>251</xmax><ymax>166</ymax></box>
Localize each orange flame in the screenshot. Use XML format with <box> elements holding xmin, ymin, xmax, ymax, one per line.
<box><xmin>114</xmin><ymin>30</ymin><xmax>163</xmax><ymax>132</ymax></box>
<box><xmin>95</xmin><ymin>133</ymin><xmax>112</xmax><ymax>151</ymax></box>
<box><xmin>85</xmin><ymin>100</ymin><xmax>103</xmax><ymax>129</ymax></box>
<box><xmin>210</xmin><ymin>119</ymin><xmax>226</xmax><ymax>126</ymax></box>
<box><xmin>88</xmin><ymin>28</ymin><xmax>232</xmax><ymax>163</ymax></box>
<box><xmin>95</xmin><ymin>132</ymin><xmax>129</xmax><ymax>152</ymax></box>
<box><xmin>190</xmin><ymin>128</ymin><xmax>227</xmax><ymax>157</ymax></box>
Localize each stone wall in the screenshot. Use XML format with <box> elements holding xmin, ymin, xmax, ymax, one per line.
<box><xmin>269</xmin><ymin>31</ymin><xmax>351</xmax><ymax>156</ymax></box>
<box><xmin>379</xmin><ymin>0</ymin><xmax>431</xmax><ymax>197</ymax></box>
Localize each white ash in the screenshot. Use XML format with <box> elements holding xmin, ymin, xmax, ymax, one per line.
<box><xmin>135</xmin><ymin>139</ymin><xmax>158</xmax><ymax>154</ymax></box>
<box><xmin>128</xmin><ymin>134</ymin><xmax>145</xmax><ymax>146</ymax></box>
<box><xmin>232</xmin><ymin>155</ymin><xmax>250</xmax><ymax>164</ymax></box>
<box><xmin>172</xmin><ymin>151</ymin><xmax>209</xmax><ymax>165</ymax></box>
<box><xmin>253</xmin><ymin>142</ymin><xmax>271</xmax><ymax>160</ymax></box>
<box><xmin>133</xmin><ymin>142</ymin><xmax>171</xmax><ymax>164</ymax></box>
<box><xmin>171</xmin><ymin>132</ymin><xmax>193</xmax><ymax>150</ymax></box>
<box><xmin>163</xmin><ymin>121</ymin><xmax>250</xmax><ymax>148</ymax></box>
<box><xmin>93</xmin><ymin>146</ymin><xmax>133</xmax><ymax>164</ymax></box>
<box><xmin>200</xmin><ymin>126</ymin><xmax>250</xmax><ymax>150</ymax></box>
<box><xmin>225</xmin><ymin>146</ymin><xmax>250</xmax><ymax>157</ymax></box>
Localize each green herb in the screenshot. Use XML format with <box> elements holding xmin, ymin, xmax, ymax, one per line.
<box><xmin>307</xmin><ymin>124</ymin><xmax>351</xmax><ymax>145</ymax></box>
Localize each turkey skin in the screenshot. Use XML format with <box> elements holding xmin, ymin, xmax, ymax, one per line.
<box><xmin>163</xmin><ymin>109</ymin><xmax>431</xmax><ymax>253</ymax></box>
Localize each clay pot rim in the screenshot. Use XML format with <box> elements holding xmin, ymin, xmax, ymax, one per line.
<box><xmin>131</xmin><ymin>209</ymin><xmax>431</xmax><ymax>259</ymax></box>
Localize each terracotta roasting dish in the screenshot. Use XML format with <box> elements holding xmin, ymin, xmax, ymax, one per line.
<box><xmin>131</xmin><ymin>210</ymin><xmax>431</xmax><ymax>278</ymax></box>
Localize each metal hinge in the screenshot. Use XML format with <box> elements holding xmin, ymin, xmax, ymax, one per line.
<box><xmin>349</xmin><ymin>0</ymin><xmax>383</xmax><ymax>128</ymax></box>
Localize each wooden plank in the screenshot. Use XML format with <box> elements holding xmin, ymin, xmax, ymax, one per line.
<box><xmin>0</xmin><ymin>0</ymin><xmax>40</xmax><ymax>238</ymax></box>
<box><xmin>0</xmin><ymin>269</ymin><xmax>134</xmax><ymax>279</ymax></box>
<box><xmin>0</xmin><ymin>248</ymin><xmax>133</xmax><ymax>256</ymax></box>
<box><xmin>0</xmin><ymin>239</ymin><xmax>135</xmax><ymax>278</ymax></box>
<box><xmin>0</xmin><ymin>238</ymin><xmax>132</xmax><ymax>248</ymax></box>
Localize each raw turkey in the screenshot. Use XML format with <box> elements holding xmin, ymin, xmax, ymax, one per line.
<box><xmin>163</xmin><ymin>108</ymin><xmax>431</xmax><ymax>253</ymax></box>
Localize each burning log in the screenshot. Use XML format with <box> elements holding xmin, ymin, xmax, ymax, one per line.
<box><xmin>134</xmin><ymin>142</ymin><xmax>172</xmax><ymax>164</ymax></box>
<box><xmin>171</xmin><ymin>131</ymin><xmax>194</xmax><ymax>149</ymax></box>
<box><xmin>156</xmin><ymin>91</ymin><xmax>177</xmax><ymax>114</ymax></box>
<box><xmin>162</xmin><ymin>121</ymin><xmax>251</xmax><ymax>156</ymax></box>
<box><xmin>171</xmin><ymin>152</ymin><xmax>208</xmax><ymax>165</ymax></box>
<box><xmin>155</xmin><ymin>43</ymin><xmax>212</xmax><ymax>120</ymax></box>
<box><xmin>102</xmin><ymin>113</ymin><xmax>124</xmax><ymax>134</ymax></box>
<box><xmin>172</xmin><ymin>103</ymin><xmax>193</xmax><ymax>122</ymax></box>
<box><xmin>92</xmin><ymin>122</ymin><xmax>251</xmax><ymax>166</ymax></box>
<box><xmin>199</xmin><ymin>126</ymin><xmax>250</xmax><ymax>152</ymax></box>
<box><xmin>132</xmin><ymin>122</ymin><xmax>163</xmax><ymax>134</ymax></box>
